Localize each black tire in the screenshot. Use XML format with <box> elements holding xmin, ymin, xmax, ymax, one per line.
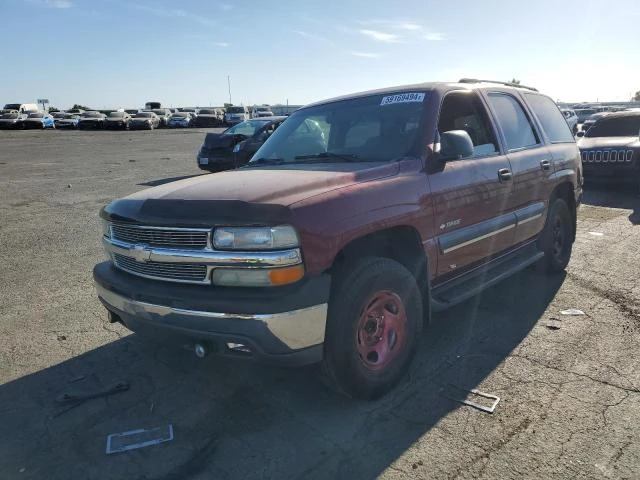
<box><xmin>538</xmin><ymin>198</ymin><xmax>573</xmax><ymax>273</ymax></box>
<box><xmin>321</xmin><ymin>257</ymin><xmax>423</xmax><ymax>400</ymax></box>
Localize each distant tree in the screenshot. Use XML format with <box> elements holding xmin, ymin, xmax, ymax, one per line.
<box><xmin>510</xmin><ymin>78</ymin><xmax>521</xmax><ymax>85</ymax></box>
<box><xmin>71</xmin><ymin>104</ymin><xmax>91</xmax><ymax>111</ymax></box>
<box><xmin>633</xmin><ymin>91</ymin><xmax>640</xmax><ymax>101</ymax></box>
<box><xmin>48</xmin><ymin>107</ymin><xmax>60</xmax><ymax>113</ymax></box>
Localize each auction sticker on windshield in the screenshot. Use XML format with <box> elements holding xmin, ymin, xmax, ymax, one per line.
<box><xmin>380</xmin><ymin>92</ymin><xmax>426</xmax><ymax>106</ymax></box>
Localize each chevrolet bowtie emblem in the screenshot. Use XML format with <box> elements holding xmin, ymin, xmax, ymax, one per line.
<box><xmin>129</xmin><ymin>244</ymin><xmax>152</xmax><ymax>263</ymax></box>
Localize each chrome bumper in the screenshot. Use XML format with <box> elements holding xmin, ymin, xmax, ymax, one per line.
<box><xmin>95</xmin><ymin>283</ymin><xmax>328</xmax><ymax>350</ymax></box>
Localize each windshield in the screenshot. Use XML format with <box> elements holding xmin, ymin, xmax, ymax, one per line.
<box><xmin>82</xmin><ymin>111</ymin><xmax>101</xmax><ymax>118</ymax></box>
<box><xmin>250</xmin><ymin>92</ymin><xmax>427</xmax><ymax>164</ymax></box>
<box><xmin>28</xmin><ymin>113</ymin><xmax>44</xmax><ymax>118</ymax></box>
<box><xmin>257</xmin><ymin>107</ymin><xmax>270</xmax><ymax>112</ymax></box>
<box><xmin>107</xmin><ymin>112</ymin><xmax>125</xmax><ymax>118</ymax></box>
<box><xmin>585</xmin><ymin>115</ymin><xmax>640</xmax><ymax>137</ymax></box>
<box><xmin>171</xmin><ymin>113</ymin><xmax>189</xmax><ymax>118</ymax></box>
<box><xmin>135</xmin><ymin>112</ymin><xmax>154</xmax><ymax>118</ymax></box>
<box><xmin>199</xmin><ymin>109</ymin><xmax>215</xmax><ymax>114</ymax></box>
<box><xmin>1</xmin><ymin>113</ymin><xmax>19</xmax><ymax>119</ymax></box>
<box><xmin>223</xmin><ymin>119</ymin><xmax>271</xmax><ymax>136</ymax></box>
<box><xmin>3</xmin><ymin>104</ymin><xmax>21</xmax><ymax>110</ymax></box>
<box><xmin>152</xmin><ymin>109</ymin><xmax>167</xmax><ymax>115</ymax></box>
<box><xmin>227</xmin><ymin>107</ymin><xmax>245</xmax><ymax>114</ymax></box>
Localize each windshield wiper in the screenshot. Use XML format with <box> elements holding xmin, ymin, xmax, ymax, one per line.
<box><xmin>243</xmin><ymin>157</ymin><xmax>287</xmax><ymax>167</ymax></box>
<box><xmin>294</xmin><ymin>152</ymin><xmax>362</xmax><ymax>162</ymax></box>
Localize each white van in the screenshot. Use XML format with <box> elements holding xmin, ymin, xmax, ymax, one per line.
<box><xmin>224</xmin><ymin>106</ymin><xmax>250</xmax><ymax>125</ymax></box>
<box><xmin>3</xmin><ymin>103</ymin><xmax>39</xmax><ymax>113</ymax></box>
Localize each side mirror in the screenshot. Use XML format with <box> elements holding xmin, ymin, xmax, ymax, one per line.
<box><xmin>576</xmin><ymin>131</ymin><xmax>585</xmax><ymax>138</ymax></box>
<box><xmin>439</xmin><ymin>130</ymin><xmax>474</xmax><ymax>160</ymax></box>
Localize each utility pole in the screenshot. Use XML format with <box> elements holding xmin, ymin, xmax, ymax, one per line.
<box><xmin>227</xmin><ymin>75</ymin><xmax>231</xmax><ymax>105</ymax></box>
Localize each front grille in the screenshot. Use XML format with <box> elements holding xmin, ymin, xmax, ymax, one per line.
<box><xmin>580</xmin><ymin>149</ymin><xmax>635</xmax><ymax>164</ymax></box>
<box><xmin>111</xmin><ymin>224</ymin><xmax>209</xmax><ymax>249</ymax></box>
<box><xmin>113</xmin><ymin>253</ymin><xmax>208</xmax><ymax>283</ymax></box>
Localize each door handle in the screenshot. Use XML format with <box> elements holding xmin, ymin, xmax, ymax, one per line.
<box><xmin>498</xmin><ymin>168</ymin><xmax>512</xmax><ymax>182</ymax></box>
<box><xmin>540</xmin><ymin>160</ymin><xmax>551</xmax><ymax>171</ymax></box>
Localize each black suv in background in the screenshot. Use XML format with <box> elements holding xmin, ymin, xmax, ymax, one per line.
<box><xmin>577</xmin><ymin>111</ymin><xmax>640</xmax><ymax>186</ymax></box>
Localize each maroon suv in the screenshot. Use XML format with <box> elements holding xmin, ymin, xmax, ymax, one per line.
<box><xmin>94</xmin><ymin>79</ymin><xmax>582</xmax><ymax>399</ymax></box>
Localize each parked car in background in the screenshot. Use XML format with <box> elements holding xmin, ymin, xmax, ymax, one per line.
<box><xmin>582</xmin><ymin>112</ymin><xmax>610</xmax><ymax>132</ymax></box>
<box><xmin>125</xmin><ymin>109</ymin><xmax>139</xmax><ymax>116</ymax></box>
<box><xmin>130</xmin><ymin>112</ymin><xmax>160</xmax><ymax>130</ymax></box>
<box><xmin>104</xmin><ymin>111</ymin><xmax>132</xmax><ymax>130</ymax></box>
<box><xmin>224</xmin><ymin>106</ymin><xmax>250</xmax><ymax>125</ymax></box>
<box><xmin>197</xmin><ymin>116</ymin><xmax>287</xmax><ymax>172</ymax></box>
<box><xmin>178</xmin><ymin>107</ymin><xmax>200</xmax><ymax>118</ymax></box>
<box><xmin>575</xmin><ymin>108</ymin><xmax>598</xmax><ymax>123</ymax></box>
<box><xmin>3</xmin><ymin>103</ymin><xmax>39</xmax><ymax>114</ymax></box>
<box><xmin>577</xmin><ymin>111</ymin><xmax>640</xmax><ymax>186</ymax></box>
<box><xmin>150</xmin><ymin>108</ymin><xmax>172</xmax><ymax>127</ymax></box>
<box><xmin>0</xmin><ymin>111</ymin><xmax>27</xmax><ymax>129</ymax></box>
<box><xmin>192</xmin><ymin>108</ymin><xmax>224</xmax><ymax>127</ymax></box>
<box><xmin>22</xmin><ymin>112</ymin><xmax>55</xmax><ymax>129</ymax></box>
<box><xmin>167</xmin><ymin>112</ymin><xmax>193</xmax><ymax>128</ymax></box>
<box><xmin>252</xmin><ymin>106</ymin><xmax>274</xmax><ymax>118</ymax></box>
<box><xmin>66</xmin><ymin>108</ymin><xmax>85</xmax><ymax>115</ymax></box>
<box><xmin>96</xmin><ymin>80</ymin><xmax>581</xmax><ymax>400</ymax></box>
<box><xmin>78</xmin><ymin>111</ymin><xmax>106</xmax><ymax>129</ymax></box>
<box><xmin>145</xmin><ymin>101</ymin><xmax>161</xmax><ymax>110</ymax></box>
<box><xmin>55</xmin><ymin>113</ymin><xmax>80</xmax><ymax>129</ymax></box>
<box><xmin>560</xmin><ymin>109</ymin><xmax>578</xmax><ymax>134</ymax></box>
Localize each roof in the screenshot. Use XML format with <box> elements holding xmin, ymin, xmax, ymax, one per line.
<box><xmin>595</xmin><ymin>111</ymin><xmax>640</xmax><ymax>120</ymax></box>
<box><xmin>302</xmin><ymin>80</ymin><xmax>542</xmax><ymax>109</ymax></box>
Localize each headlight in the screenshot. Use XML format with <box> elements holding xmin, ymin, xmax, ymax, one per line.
<box><xmin>232</xmin><ymin>143</ymin><xmax>241</xmax><ymax>153</ymax></box>
<box><xmin>213</xmin><ymin>225</ymin><xmax>299</xmax><ymax>250</ymax></box>
<box><xmin>101</xmin><ymin>218</ymin><xmax>111</xmax><ymax>238</ymax></box>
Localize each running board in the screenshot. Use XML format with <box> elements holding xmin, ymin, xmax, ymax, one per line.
<box><xmin>430</xmin><ymin>244</ymin><xmax>544</xmax><ymax>312</ymax></box>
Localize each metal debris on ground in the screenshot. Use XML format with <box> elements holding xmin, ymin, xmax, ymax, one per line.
<box><xmin>68</xmin><ymin>375</ymin><xmax>86</xmax><ymax>384</ymax></box>
<box><xmin>444</xmin><ymin>385</ymin><xmax>500</xmax><ymax>413</ymax></box>
<box><xmin>546</xmin><ymin>318</ymin><xmax>562</xmax><ymax>330</ymax></box>
<box><xmin>588</xmin><ymin>231</ymin><xmax>604</xmax><ymax>236</ymax></box>
<box><xmin>560</xmin><ymin>309</ymin><xmax>585</xmax><ymax>316</ymax></box>
<box><xmin>106</xmin><ymin>425</ymin><xmax>174</xmax><ymax>454</ymax></box>
<box><xmin>56</xmin><ymin>381</ymin><xmax>129</xmax><ymax>405</ymax></box>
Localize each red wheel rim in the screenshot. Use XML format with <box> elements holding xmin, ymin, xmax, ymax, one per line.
<box><xmin>356</xmin><ymin>290</ymin><xmax>407</xmax><ymax>371</ymax></box>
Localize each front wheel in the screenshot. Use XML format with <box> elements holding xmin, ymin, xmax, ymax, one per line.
<box><xmin>321</xmin><ymin>257</ymin><xmax>423</xmax><ymax>400</ymax></box>
<box><xmin>538</xmin><ymin>198</ymin><xmax>573</xmax><ymax>273</ymax></box>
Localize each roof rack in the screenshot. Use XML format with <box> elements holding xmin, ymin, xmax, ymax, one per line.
<box><xmin>458</xmin><ymin>78</ymin><xmax>538</xmax><ymax>92</ymax></box>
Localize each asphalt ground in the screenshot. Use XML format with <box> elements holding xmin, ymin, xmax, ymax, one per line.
<box><xmin>0</xmin><ymin>129</ymin><xmax>639</xmax><ymax>480</ymax></box>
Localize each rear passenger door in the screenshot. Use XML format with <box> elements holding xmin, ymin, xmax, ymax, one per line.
<box><xmin>484</xmin><ymin>92</ymin><xmax>551</xmax><ymax>244</ymax></box>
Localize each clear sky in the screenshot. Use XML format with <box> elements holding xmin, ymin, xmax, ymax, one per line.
<box><xmin>2</xmin><ymin>0</ymin><xmax>639</xmax><ymax>109</ymax></box>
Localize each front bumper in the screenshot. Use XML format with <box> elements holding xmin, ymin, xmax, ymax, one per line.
<box><xmin>93</xmin><ymin>262</ymin><xmax>330</xmax><ymax>365</ymax></box>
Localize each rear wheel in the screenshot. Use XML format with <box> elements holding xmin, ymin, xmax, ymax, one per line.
<box><xmin>321</xmin><ymin>257</ymin><xmax>423</xmax><ymax>400</ymax></box>
<box><xmin>538</xmin><ymin>198</ymin><xmax>573</xmax><ymax>273</ymax></box>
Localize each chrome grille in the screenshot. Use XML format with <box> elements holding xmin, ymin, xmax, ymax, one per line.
<box><xmin>111</xmin><ymin>224</ymin><xmax>209</xmax><ymax>249</ymax></box>
<box><xmin>113</xmin><ymin>253</ymin><xmax>208</xmax><ymax>283</ymax></box>
<box><xmin>581</xmin><ymin>149</ymin><xmax>634</xmax><ymax>164</ymax></box>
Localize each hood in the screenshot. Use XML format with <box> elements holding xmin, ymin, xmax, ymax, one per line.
<box><xmin>170</xmin><ymin>117</ymin><xmax>189</xmax><ymax>122</ymax></box>
<box><xmin>105</xmin><ymin>117</ymin><xmax>126</xmax><ymax>121</ymax></box>
<box><xmin>578</xmin><ymin>136</ymin><xmax>640</xmax><ymax>149</ymax></box>
<box><xmin>0</xmin><ymin>118</ymin><xmax>20</xmax><ymax>123</ymax></box>
<box><xmin>101</xmin><ymin>162</ymin><xmax>400</xmax><ymax>226</ymax></box>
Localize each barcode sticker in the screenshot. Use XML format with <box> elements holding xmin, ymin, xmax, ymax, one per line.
<box><xmin>380</xmin><ymin>92</ymin><xmax>426</xmax><ymax>106</ymax></box>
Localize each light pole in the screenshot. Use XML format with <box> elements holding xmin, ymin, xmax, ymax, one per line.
<box><xmin>227</xmin><ymin>75</ymin><xmax>231</xmax><ymax>104</ymax></box>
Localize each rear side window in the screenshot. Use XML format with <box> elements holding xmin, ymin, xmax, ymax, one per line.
<box><xmin>525</xmin><ymin>94</ymin><xmax>575</xmax><ymax>143</ymax></box>
<box><xmin>487</xmin><ymin>93</ymin><xmax>539</xmax><ymax>151</ymax></box>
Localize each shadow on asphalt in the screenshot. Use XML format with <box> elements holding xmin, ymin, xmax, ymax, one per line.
<box><xmin>0</xmin><ymin>269</ymin><xmax>564</xmax><ymax>480</ymax></box>
<box><xmin>582</xmin><ymin>184</ymin><xmax>640</xmax><ymax>225</ymax></box>
<box><xmin>138</xmin><ymin>174</ymin><xmax>204</xmax><ymax>187</ymax></box>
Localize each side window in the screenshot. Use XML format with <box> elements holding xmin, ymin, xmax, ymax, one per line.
<box><xmin>438</xmin><ymin>91</ymin><xmax>499</xmax><ymax>157</ymax></box>
<box><xmin>524</xmin><ymin>94</ymin><xmax>575</xmax><ymax>143</ymax></box>
<box><xmin>487</xmin><ymin>93</ymin><xmax>539</xmax><ymax>151</ymax></box>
